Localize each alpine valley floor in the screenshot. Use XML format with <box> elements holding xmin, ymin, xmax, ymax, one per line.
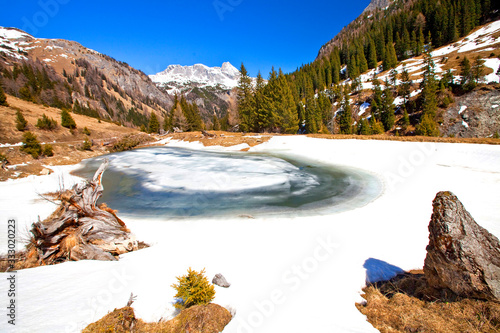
<box><xmin>0</xmin><ymin>136</ymin><xmax>499</xmax><ymax>333</ymax></box>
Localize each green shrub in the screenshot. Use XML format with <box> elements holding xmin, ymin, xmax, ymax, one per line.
<box><xmin>42</xmin><ymin>144</ymin><xmax>54</xmax><ymax>157</ymax></box>
<box><xmin>21</xmin><ymin>131</ymin><xmax>42</xmax><ymax>159</ymax></box>
<box><xmin>110</xmin><ymin>134</ymin><xmax>153</xmax><ymax>152</ymax></box>
<box><xmin>0</xmin><ymin>153</ymin><xmax>7</xmax><ymax>163</ymax></box>
<box><xmin>61</xmin><ymin>109</ymin><xmax>76</xmax><ymax>129</ymax></box>
<box><xmin>36</xmin><ymin>114</ymin><xmax>57</xmax><ymax>130</ymax></box>
<box><xmin>171</xmin><ymin>268</ymin><xmax>215</xmax><ymax>310</ymax></box>
<box><xmin>16</xmin><ymin>110</ymin><xmax>28</xmax><ymax>131</ymax></box>
<box><xmin>82</xmin><ymin>137</ymin><xmax>92</xmax><ymax>151</ymax></box>
<box><xmin>83</xmin><ymin>126</ymin><xmax>91</xmax><ymax>136</ymax></box>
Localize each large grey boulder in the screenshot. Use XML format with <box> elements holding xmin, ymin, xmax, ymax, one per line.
<box><xmin>423</xmin><ymin>191</ymin><xmax>500</xmax><ymax>301</ymax></box>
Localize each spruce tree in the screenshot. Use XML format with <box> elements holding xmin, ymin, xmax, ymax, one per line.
<box><xmin>357</xmin><ymin>42</ymin><xmax>368</xmax><ymax>74</ymax></box>
<box><xmin>416</xmin><ymin>29</ymin><xmax>425</xmax><ymax>56</ymax></box>
<box><xmin>212</xmin><ymin>114</ymin><xmax>220</xmax><ymax>131</ymax></box>
<box><xmin>472</xmin><ymin>56</ymin><xmax>485</xmax><ymax>85</ymax></box>
<box><xmin>21</xmin><ymin>131</ymin><xmax>42</xmax><ymax>159</ymax></box>
<box><xmin>381</xmin><ymin>82</ymin><xmax>395</xmax><ymax>131</ymax></box>
<box><xmin>16</xmin><ymin>110</ymin><xmax>28</xmax><ymax>131</ymax></box>
<box><xmin>402</xmin><ymin>109</ymin><xmax>410</xmax><ymax>130</ymax></box>
<box><xmin>359</xmin><ymin>118</ymin><xmax>372</xmax><ymax>135</ymax></box>
<box><xmin>398</xmin><ymin>64</ymin><xmax>412</xmax><ymax>111</ymax></box>
<box><xmin>61</xmin><ymin>109</ymin><xmax>76</xmax><ymax>129</ymax></box>
<box><xmin>148</xmin><ymin>112</ymin><xmax>160</xmax><ymax>134</ymax></box>
<box><xmin>367</xmin><ymin>38</ymin><xmax>378</xmax><ymax>69</ymax></box>
<box><xmin>254</xmin><ymin>71</ymin><xmax>273</xmax><ymax>132</ymax></box>
<box><xmin>172</xmin><ymin>100</ymin><xmax>188</xmax><ymax>131</ymax></box>
<box><xmin>236</xmin><ymin>63</ymin><xmax>255</xmax><ymax>132</ymax></box>
<box><xmin>348</xmin><ymin>54</ymin><xmax>359</xmax><ymax>79</ymax></box>
<box><xmin>417</xmin><ymin>51</ymin><xmax>439</xmax><ymax>136</ymax></box>
<box><xmin>370</xmin><ymin>116</ymin><xmax>385</xmax><ymax>134</ymax></box>
<box><xmin>338</xmin><ymin>88</ymin><xmax>353</xmax><ymax>134</ymax></box>
<box><xmin>277</xmin><ymin>73</ymin><xmax>299</xmax><ymax>133</ymax></box>
<box><xmin>304</xmin><ymin>78</ymin><xmax>319</xmax><ymax>133</ymax></box>
<box><xmin>460</xmin><ymin>56</ymin><xmax>473</xmax><ymax>89</ymax></box>
<box><xmin>371</xmin><ymin>74</ymin><xmax>383</xmax><ymax>121</ymax></box>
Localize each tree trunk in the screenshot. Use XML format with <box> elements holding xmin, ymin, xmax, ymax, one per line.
<box><xmin>30</xmin><ymin>159</ymin><xmax>138</xmax><ymax>264</ymax></box>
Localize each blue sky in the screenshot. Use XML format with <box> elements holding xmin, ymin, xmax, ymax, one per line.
<box><xmin>1</xmin><ymin>0</ymin><xmax>370</xmax><ymax>77</ymax></box>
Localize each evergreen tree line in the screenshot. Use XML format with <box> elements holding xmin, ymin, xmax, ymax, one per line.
<box><xmin>237</xmin><ymin>65</ymin><xmax>299</xmax><ymax>133</ymax></box>
<box><xmin>161</xmin><ymin>94</ymin><xmax>204</xmax><ymax>133</ymax></box>
<box><xmin>235</xmin><ymin>0</ymin><xmax>497</xmax><ymax>135</ymax></box>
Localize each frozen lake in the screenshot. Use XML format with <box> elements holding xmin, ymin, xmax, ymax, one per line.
<box><xmin>73</xmin><ymin>147</ymin><xmax>382</xmax><ymax>218</ymax></box>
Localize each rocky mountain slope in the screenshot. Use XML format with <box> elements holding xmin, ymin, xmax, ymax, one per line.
<box><xmin>362</xmin><ymin>0</ymin><xmax>395</xmax><ymax>14</ymax></box>
<box><xmin>0</xmin><ymin>27</ymin><xmax>172</xmax><ymax>129</ymax></box>
<box><xmin>149</xmin><ymin>62</ymin><xmax>254</xmax><ymax>126</ymax></box>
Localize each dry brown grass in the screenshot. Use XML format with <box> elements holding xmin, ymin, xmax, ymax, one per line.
<box><xmin>82</xmin><ymin>304</ymin><xmax>232</xmax><ymax>333</ymax></box>
<box><xmin>357</xmin><ymin>273</ymin><xmax>500</xmax><ymax>333</ymax></box>
<box><xmin>306</xmin><ymin>133</ymin><xmax>500</xmax><ymax>145</ymax></box>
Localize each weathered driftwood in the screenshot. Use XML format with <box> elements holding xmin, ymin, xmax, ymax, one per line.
<box><xmin>30</xmin><ymin>159</ymin><xmax>138</xmax><ymax>264</ymax></box>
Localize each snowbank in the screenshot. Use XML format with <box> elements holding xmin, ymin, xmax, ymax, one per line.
<box><xmin>1</xmin><ymin>137</ymin><xmax>499</xmax><ymax>333</ymax></box>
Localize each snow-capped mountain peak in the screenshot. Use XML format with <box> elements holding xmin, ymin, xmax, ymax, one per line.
<box><xmin>149</xmin><ymin>62</ymin><xmax>242</xmax><ymax>91</ymax></box>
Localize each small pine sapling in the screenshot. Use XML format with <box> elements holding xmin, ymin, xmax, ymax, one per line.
<box><xmin>16</xmin><ymin>110</ymin><xmax>28</xmax><ymax>131</ymax></box>
<box><xmin>21</xmin><ymin>131</ymin><xmax>42</xmax><ymax>159</ymax></box>
<box><xmin>171</xmin><ymin>268</ymin><xmax>215</xmax><ymax>310</ymax></box>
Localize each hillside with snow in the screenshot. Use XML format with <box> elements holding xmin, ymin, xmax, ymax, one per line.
<box><xmin>0</xmin><ymin>26</ymin><xmax>173</xmax><ymax>127</ymax></box>
<box><xmin>150</xmin><ymin>62</ymin><xmax>242</xmax><ymax>93</ymax></box>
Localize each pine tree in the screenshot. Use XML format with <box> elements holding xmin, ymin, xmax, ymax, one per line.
<box><xmin>338</xmin><ymin>88</ymin><xmax>353</xmax><ymax>134</ymax></box>
<box><xmin>472</xmin><ymin>56</ymin><xmax>485</xmax><ymax>85</ymax></box>
<box><xmin>237</xmin><ymin>63</ymin><xmax>255</xmax><ymax>132</ymax></box>
<box><xmin>417</xmin><ymin>113</ymin><xmax>440</xmax><ymax>136</ymax></box>
<box><xmin>402</xmin><ymin>109</ymin><xmax>410</xmax><ymax>130</ymax></box>
<box><xmin>359</xmin><ymin>118</ymin><xmax>372</xmax><ymax>135</ymax></box>
<box><xmin>371</xmin><ymin>74</ymin><xmax>383</xmax><ymax>121</ymax></box>
<box><xmin>304</xmin><ymin>78</ymin><xmax>319</xmax><ymax>133</ymax></box>
<box><xmin>61</xmin><ymin>109</ymin><xmax>76</xmax><ymax>129</ymax></box>
<box><xmin>148</xmin><ymin>112</ymin><xmax>160</xmax><ymax>134</ymax></box>
<box><xmin>21</xmin><ymin>131</ymin><xmax>42</xmax><ymax>159</ymax></box>
<box><xmin>367</xmin><ymin>38</ymin><xmax>378</xmax><ymax>69</ymax></box>
<box><xmin>212</xmin><ymin>114</ymin><xmax>220</xmax><ymax>131</ymax></box>
<box><xmin>381</xmin><ymin>83</ymin><xmax>395</xmax><ymax>131</ymax></box>
<box><xmin>347</xmin><ymin>54</ymin><xmax>359</xmax><ymax>79</ymax></box>
<box><xmin>417</xmin><ymin>51</ymin><xmax>439</xmax><ymax>136</ymax></box>
<box><xmin>171</xmin><ymin>99</ymin><xmax>188</xmax><ymax>131</ymax></box>
<box><xmin>16</xmin><ymin>110</ymin><xmax>28</xmax><ymax>131</ymax></box>
<box><xmin>370</xmin><ymin>116</ymin><xmax>385</xmax><ymax>134</ymax></box>
<box><xmin>332</xmin><ymin>57</ymin><xmax>340</xmax><ymax>84</ymax></box>
<box><xmin>254</xmin><ymin>71</ymin><xmax>273</xmax><ymax>132</ymax></box>
<box><xmin>389</xmin><ymin>69</ymin><xmax>398</xmax><ymax>87</ymax></box>
<box><xmin>0</xmin><ymin>83</ymin><xmax>8</xmax><ymax>106</ymax></box>
<box><xmin>460</xmin><ymin>56</ymin><xmax>473</xmax><ymax>89</ymax></box>
<box><xmin>383</xmin><ymin>41</ymin><xmax>398</xmax><ymax>71</ymax></box>
<box><xmin>357</xmin><ymin>42</ymin><xmax>368</xmax><ymax>74</ymax></box>
<box><xmin>416</xmin><ymin>29</ymin><xmax>425</xmax><ymax>56</ymax></box>
<box><xmin>398</xmin><ymin>64</ymin><xmax>412</xmax><ymax>108</ymax></box>
<box><xmin>277</xmin><ymin>73</ymin><xmax>299</xmax><ymax>133</ymax></box>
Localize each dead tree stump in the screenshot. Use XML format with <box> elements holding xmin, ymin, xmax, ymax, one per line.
<box><xmin>30</xmin><ymin>159</ymin><xmax>138</xmax><ymax>264</ymax></box>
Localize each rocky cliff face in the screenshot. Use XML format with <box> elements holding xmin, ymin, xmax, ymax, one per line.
<box><xmin>442</xmin><ymin>85</ymin><xmax>500</xmax><ymax>138</ymax></box>
<box><xmin>362</xmin><ymin>0</ymin><xmax>394</xmax><ymax>13</ymax></box>
<box><xmin>424</xmin><ymin>191</ymin><xmax>500</xmax><ymax>301</ymax></box>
